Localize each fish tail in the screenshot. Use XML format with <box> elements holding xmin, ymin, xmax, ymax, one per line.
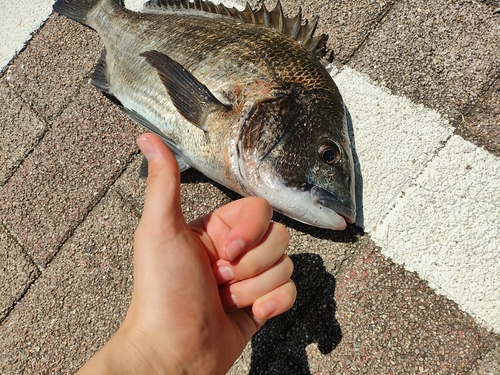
<box><xmin>53</xmin><ymin>0</ymin><xmax>123</xmax><ymax>25</ymax></box>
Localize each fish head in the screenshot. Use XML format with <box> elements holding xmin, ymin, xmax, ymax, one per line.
<box><xmin>238</xmin><ymin>86</ymin><xmax>356</xmax><ymax>230</ymax></box>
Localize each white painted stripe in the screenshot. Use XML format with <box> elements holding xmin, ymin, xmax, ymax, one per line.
<box><xmin>2</xmin><ymin>0</ymin><xmax>499</xmax><ymax>333</ymax></box>
<box><xmin>335</xmin><ymin>68</ymin><xmax>500</xmax><ymax>332</ymax></box>
<box><xmin>0</xmin><ymin>0</ymin><xmax>54</xmax><ymax>73</ymax></box>
<box><xmin>371</xmin><ymin>135</ymin><xmax>500</xmax><ymax>331</ymax></box>
<box><xmin>334</xmin><ymin>68</ymin><xmax>454</xmax><ymax>231</ymax></box>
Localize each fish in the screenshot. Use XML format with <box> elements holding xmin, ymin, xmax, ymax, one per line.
<box><xmin>53</xmin><ymin>0</ymin><xmax>356</xmax><ymax>230</ymax></box>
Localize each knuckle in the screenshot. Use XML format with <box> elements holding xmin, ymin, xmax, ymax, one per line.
<box><xmin>251</xmin><ymin>197</ymin><xmax>273</xmax><ymax>218</ymax></box>
<box><xmin>280</xmin><ymin>255</ymin><xmax>294</xmax><ymax>277</ymax></box>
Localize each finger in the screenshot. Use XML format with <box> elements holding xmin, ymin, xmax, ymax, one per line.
<box><xmin>192</xmin><ymin>197</ymin><xmax>273</xmax><ymax>261</ymax></box>
<box><xmin>227</xmin><ymin>280</ymin><xmax>297</xmax><ymax>340</ymax></box>
<box><xmin>136</xmin><ymin>133</ymin><xmax>187</xmax><ymax>236</ymax></box>
<box><xmin>252</xmin><ymin>280</ymin><xmax>297</xmax><ymax>320</ymax></box>
<box><xmin>218</xmin><ymin>197</ymin><xmax>273</xmax><ymax>261</ymax></box>
<box><xmin>212</xmin><ymin>222</ymin><xmax>289</xmax><ymax>285</ymax></box>
<box><xmin>219</xmin><ymin>254</ymin><xmax>294</xmax><ymax>310</ymax></box>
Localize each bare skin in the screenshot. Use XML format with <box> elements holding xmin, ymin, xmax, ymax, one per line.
<box><xmin>77</xmin><ymin>133</ymin><xmax>297</xmax><ymax>375</ymax></box>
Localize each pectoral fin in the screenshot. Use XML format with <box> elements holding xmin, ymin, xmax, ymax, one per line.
<box><xmin>140</xmin><ymin>50</ymin><xmax>231</xmax><ymax>131</ymax></box>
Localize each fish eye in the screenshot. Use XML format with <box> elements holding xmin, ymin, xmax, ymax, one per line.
<box><xmin>318</xmin><ymin>141</ymin><xmax>341</xmax><ymax>165</ymax></box>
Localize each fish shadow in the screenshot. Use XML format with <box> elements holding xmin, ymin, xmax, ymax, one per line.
<box><xmin>345</xmin><ymin>106</ymin><xmax>365</xmax><ymax>230</ymax></box>
<box><xmin>248</xmin><ymin>253</ymin><xmax>341</xmax><ymax>375</ymax></box>
<box><xmin>271</xmin><ymin>211</ymin><xmax>363</xmax><ymax>242</ymax></box>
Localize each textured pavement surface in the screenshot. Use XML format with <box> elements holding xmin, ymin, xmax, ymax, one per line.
<box><xmin>1</xmin><ymin>0</ymin><xmax>499</xmax><ymax>374</ymax></box>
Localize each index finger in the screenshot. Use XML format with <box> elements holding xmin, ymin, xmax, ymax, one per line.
<box><xmin>190</xmin><ymin>197</ymin><xmax>273</xmax><ymax>261</ymax></box>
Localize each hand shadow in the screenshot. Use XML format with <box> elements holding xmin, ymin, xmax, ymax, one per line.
<box><xmin>249</xmin><ymin>253</ymin><xmax>341</xmax><ymax>375</ymax></box>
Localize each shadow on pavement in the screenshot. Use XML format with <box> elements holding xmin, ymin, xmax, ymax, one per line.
<box><xmin>345</xmin><ymin>107</ymin><xmax>364</xmax><ymax>230</ymax></box>
<box><xmin>249</xmin><ymin>253</ymin><xmax>341</xmax><ymax>375</ymax></box>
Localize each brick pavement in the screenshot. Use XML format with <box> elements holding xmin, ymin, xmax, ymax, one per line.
<box><xmin>1</xmin><ymin>1</ymin><xmax>499</xmax><ymax>373</ymax></box>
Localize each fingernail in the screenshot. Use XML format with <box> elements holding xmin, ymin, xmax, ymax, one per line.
<box><xmin>259</xmin><ymin>300</ymin><xmax>277</xmax><ymax>319</ymax></box>
<box><xmin>218</xmin><ymin>266</ymin><xmax>234</xmax><ymax>283</ymax></box>
<box><xmin>225</xmin><ymin>239</ymin><xmax>244</xmax><ymax>261</ymax></box>
<box><xmin>137</xmin><ymin>136</ymin><xmax>155</xmax><ymax>160</ymax></box>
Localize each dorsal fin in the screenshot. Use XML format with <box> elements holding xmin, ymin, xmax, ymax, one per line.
<box><xmin>143</xmin><ymin>0</ymin><xmax>328</xmax><ymax>56</ymax></box>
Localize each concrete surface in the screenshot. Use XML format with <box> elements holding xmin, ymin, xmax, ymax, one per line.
<box><xmin>372</xmin><ymin>135</ymin><xmax>500</xmax><ymax>331</ymax></box>
<box><xmin>334</xmin><ymin>67</ymin><xmax>454</xmax><ymax>231</ymax></box>
<box><xmin>0</xmin><ymin>0</ymin><xmax>54</xmax><ymax>71</ymax></box>
<box><xmin>1</xmin><ymin>0</ymin><xmax>499</xmax><ymax>374</ymax></box>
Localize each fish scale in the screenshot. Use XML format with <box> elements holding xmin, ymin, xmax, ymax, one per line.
<box><xmin>53</xmin><ymin>0</ymin><xmax>356</xmax><ymax>230</ymax></box>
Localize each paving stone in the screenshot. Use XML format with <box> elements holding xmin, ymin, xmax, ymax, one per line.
<box><xmin>0</xmin><ymin>191</ymin><xmax>136</xmax><ymax>374</ymax></box>
<box><xmin>0</xmin><ymin>225</ymin><xmax>39</xmax><ymax>322</ymax></box>
<box><xmin>247</xmin><ymin>0</ymin><xmax>396</xmax><ymax>63</ymax></box>
<box><xmin>301</xmin><ymin>0</ymin><xmax>396</xmax><ymax>64</ymax></box>
<box><xmin>349</xmin><ymin>0</ymin><xmax>500</xmax><ymax>126</ymax></box>
<box><xmin>328</xmin><ymin>242</ymin><xmax>499</xmax><ymax>374</ymax></box>
<box><xmin>0</xmin><ymin>83</ymin><xmax>140</xmax><ymax>267</ymax></box>
<box><xmin>114</xmin><ymin>155</ymin><xmax>235</xmax><ymax>221</ymax></box>
<box><xmin>179</xmin><ymin>170</ymin><xmax>237</xmax><ymax>223</ymax></box>
<box><xmin>227</xmin><ymin>345</ymin><xmax>252</xmax><ymax>375</ymax></box>
<box><xmin>113</xmin><ymin>154</ymin><xmax>146</xmax><ymax>216</ymax></box>
<box><xmin>461</xmin><ymin>78</ymin><xmax>500</xmax><ymax>156</ymax></box>
<box><xmin>1</xmin><ymin>1</ymin><xmax>498</xmax><ymax>374</ymax></box>
<box><xmin>479</xmin><ymin>0</ymin><xmax>500</xmax><ymax>12</ymax></box>
<box><xmin>0</xmin><ymin>79</ymin><xmax>46</xmax><ymax>186</ymax></box>
<box><xmin>5</xmin><ymin>14</ymin><xmax>101</xmax><ymax>121</ymax></box>
<box><xmin>334</xmin><ymin>67</ymin><xmax>453</xmax><ymax>232</ymax></box>
<box><xmin>278</xmin><ymin>219</ymin><xmax>362</xmax><ymax>278</ymax></box>
<box><xmin>468</xmin><ymin>342</ymin><xmax>500</xmax><ymax>375</ymax></box>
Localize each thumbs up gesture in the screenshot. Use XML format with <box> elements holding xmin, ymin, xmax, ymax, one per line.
<box><xmin>78</xmin><ymin>133</ymin><xmax>296</xmax><ymax>375</ymax></box>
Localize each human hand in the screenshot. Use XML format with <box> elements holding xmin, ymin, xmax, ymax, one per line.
<box><xmin>77</xmin><ymin>133</ymin><xmax>296</xmax><ymax>375</ymax></box>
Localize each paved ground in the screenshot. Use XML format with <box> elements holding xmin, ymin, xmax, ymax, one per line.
<box><xmin>1</xmin><ymin>0</ymin><xmax>499</xmax><ymax>374</ymax></box>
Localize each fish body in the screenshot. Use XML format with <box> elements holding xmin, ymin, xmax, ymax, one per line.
<box><xmin>53</xmin><ymin>0</ymin><xmax>356</xmax><ymax>230</ymax></box>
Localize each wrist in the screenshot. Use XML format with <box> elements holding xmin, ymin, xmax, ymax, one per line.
<box><xmin>76</xmin><ymin>326</ymin><xmax>179</xmax><ymax>375</ymax></box>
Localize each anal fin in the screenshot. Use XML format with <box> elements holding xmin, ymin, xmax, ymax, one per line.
<box><xmin>90</xmin><ymin>49</ymin><xmax>110</xmax><ymax>93</ymax></box>
<box><xmin>139</xmin><ymin>156</ymin><xmax>150</xmax><ymax>178</ymax></box>
<box><xmin>119</xmin><ymin>107</ymin><xmax>192</xmax><ymax>175</ymax></box>
<box><xmin>138</xmin><ymin>149</ymin><xmax>191</xmax><ymax>179</ymax></box>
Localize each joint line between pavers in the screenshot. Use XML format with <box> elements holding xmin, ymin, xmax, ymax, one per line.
<box><xmin>457</xmin><ymin>75</ymin><xmax>500</xmax><ymax>129</ymax></box>
<box><xmin>371</xmin><ymin>131</ymin><xmax>455</xmax><ymax>232</ymax></box>
<box><xmin>0</xmin><ymin>271</ymin><xmax>40</xmax><ymax>325</ymax></box>
<box><xmin>344</xmin><ymin>1</ymin><xmax>399</xmax><ymax>63</ymax></box>
<box><xmin>111</xmin><ymin>151</ymin><xmax>144</xmax><ymax>219</ymax></box>
<box><xmin>32</xmin><ymin>153</ymin><xmax>138</xmax><ymax>269</ymax></box>
<box><xmin>0</xmin><ymin>223</ymin><xmax>43</xmax><ymax>274</ymax></box>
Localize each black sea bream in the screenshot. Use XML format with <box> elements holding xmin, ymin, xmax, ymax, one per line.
<box><xmin>53</xmin><ymin>0</ymin><xmax>356</xmax><ymax>229</ymax></box>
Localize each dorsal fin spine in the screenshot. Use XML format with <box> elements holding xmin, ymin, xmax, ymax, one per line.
<box><xmin>285</xmin><ymin>9</ymin><xmax>301</xmax><ymax>40</ymax></box>
<box><xmin>254</xmin><ymin>3</ymin><xmax>270</xmax><ymax>27</ymax></box>
<box><xmin>143</xmin><ymin>0</ymin><xmax>327</xmax><ymax>55</ymax></box>
<box><xmin>302</xmin><ymin>17</ymin><xmax>319</xmax><ymax>47</ymax></box>
<box><xmin>269</xmin><ymin>0</ymin><xmax>284</xmax><ymax>32</ymax></box>
<box><xmin>242</xmin><ymin>2</ymin><xmax>256</xmax><ymax>24</ymax></box>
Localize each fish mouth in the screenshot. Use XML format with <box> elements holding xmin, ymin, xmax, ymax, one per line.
<box><xmin>310</xmin><ymin>186</ymin><xmax>356</xmax><ymax>224</ymax></box>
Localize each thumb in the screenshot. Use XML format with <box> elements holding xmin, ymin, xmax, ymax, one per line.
<box><xmin>136</xmin><ymin>133</ymin><xmax>187</xmax><ymax>234</ymax></box>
